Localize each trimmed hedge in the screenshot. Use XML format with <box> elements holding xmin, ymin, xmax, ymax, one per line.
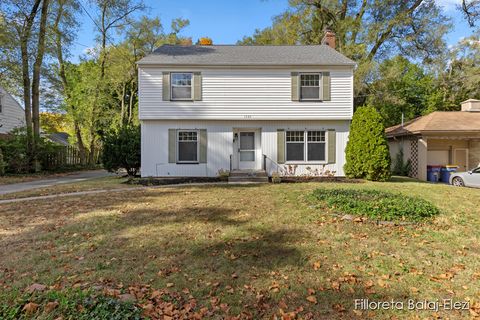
<box><xmin>311</xmin><ymin>188</ymin><xmax>439</xmax><ymax>222</ymax></box>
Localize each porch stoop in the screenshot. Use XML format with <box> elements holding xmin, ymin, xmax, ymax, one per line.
<box><xmin>228</xmin><ymin>170</ymin><xmax>269</xmax><ymax>183</ymax></box>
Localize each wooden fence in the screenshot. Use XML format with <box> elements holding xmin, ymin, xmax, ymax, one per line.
<box><xmin>41</xmin><ymin>146</ymin><xmax>83</xmax><ymax>170</ymax></box>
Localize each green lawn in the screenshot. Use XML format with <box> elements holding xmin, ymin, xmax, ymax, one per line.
<box><xmin>0</xmin><ymin>179</ymin><xmax>479</xmax><ymax>319</ymax></box>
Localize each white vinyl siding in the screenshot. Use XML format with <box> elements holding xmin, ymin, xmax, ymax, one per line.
<box><xmin>0</xmin><ymin>87</ymin><xmax>25</xmax><ymax>134</ymax></box>
<box><xmin>141</xmin><ymin>120</ymin><xmax>349</xmax><ymax>177</ymax></box>
<box><xmin>139</xmin><ymin>67</ymin><xmax>353</xmax><ymax>120</ymax></box>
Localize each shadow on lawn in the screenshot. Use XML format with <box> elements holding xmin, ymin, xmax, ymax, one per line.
<box><xmin>0</xmin><ymin>186</ymin><xmax>417</xmax><ymax>318</ymax></box>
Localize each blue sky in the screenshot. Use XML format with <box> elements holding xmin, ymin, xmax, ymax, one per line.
<box><xmin>71</xmin><ymin>0</ymin><xmax>473</xmax><ymax>60</ymax></box>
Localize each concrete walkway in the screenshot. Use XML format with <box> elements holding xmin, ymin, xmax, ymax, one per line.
<box><xmin>0</xmin><ymin>170</ymin><xmax>115</xmax><ymax>196</ymax></box>
<box><xmin>0</xmin><ymin>181</ymin><xmax>262</xmax><ymax>204</ymax></box>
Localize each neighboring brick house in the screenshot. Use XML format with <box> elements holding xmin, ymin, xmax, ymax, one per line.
<box><xmin>386</xmin><ymin>99</ymin><xmax>480</xmax><ymax>180</ymax></box>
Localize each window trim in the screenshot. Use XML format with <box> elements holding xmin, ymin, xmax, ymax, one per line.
<box><xmin>285</xmin><ymin>130</ymin><xmax>328</xmax><ymax>164</ymax></box>
<box><xmin>170</xmin><ymin>72</ymin><xmax>194</xmax><ymax>101</ymax></box>
<box><xmin>176</xmin><ymin>129</ymin><xmax>199</xmax><ymax>164</ymax></box>
<box><xmin>299</xmin><ymin>73</ymin><xmax>322</xmax><ymax>101</ymax></box>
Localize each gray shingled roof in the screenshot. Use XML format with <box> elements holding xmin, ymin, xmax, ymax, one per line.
<box><xmin>137</xmin><ymin>45</ymin><xmax>355</xmax><ymax>66</ymax></box>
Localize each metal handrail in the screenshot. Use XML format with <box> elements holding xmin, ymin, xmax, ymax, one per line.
<box><xmin>263</xmin><ymin>154</ymin><xmax>267</xmax><ymax>172</ymax></box>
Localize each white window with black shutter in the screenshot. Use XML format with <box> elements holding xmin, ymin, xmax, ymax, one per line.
<box><xmin>177</xmin><ymin>130</ymin><xmax>199</xmax><ymax>163</ymax></box>
<box><xmin>285</xmin><ymin>130</ymin><xmax>327</xmax><ymax>163</ymax></box>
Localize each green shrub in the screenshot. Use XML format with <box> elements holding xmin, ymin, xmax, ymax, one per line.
<box><xmin>102</xmin><ymin>125</ymin><xmax>141</xmax><ymax>177</ymax></box>
<box><xmin>0</xmin><ymin>149</ymin><xmax>6</xmax><ymax>176</ymax></box>
<box><xmin>0</xmin><ymin>289</ymin><xmax>142</xmax><ymax>320</ymax></box>
<box><xmin>0</xmin><ymin>128</ymin><xmax>59</xmax><ymax>174</ymax></box>
<box><xmin>311</xmin><ymin>188</ymin><xmax>439</xmax><ymax>221</ymax></box>
<box><xmin>344</xmin><ymin>106</ymin><xmax>391</xmax><ymax>181</ymax></box>
<box><xmin>392</xmin><ymin>148</ymin><xmax>412</xmax><ymax>176</ymax></box>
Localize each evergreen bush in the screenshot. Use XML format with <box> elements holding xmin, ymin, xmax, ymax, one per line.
<box><xmin>102</xmin><ymin>125</ymin><xmax>141</xmax><ymax>177</ymax></box>
<box><xmin>344</xmin><ymin>106</ymin><xmax>391</xmax><ymax>181</ymax></box>
<box><xmin>392</xmin><ymin>148</ymin><xmax>412</xmax><ymax>176</ymax></box>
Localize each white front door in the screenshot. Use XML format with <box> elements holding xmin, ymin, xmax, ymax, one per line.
<box><xmin>238</xmin><ymin>131</ymin><xmax>256</xmax><ymax>170</ymax></box>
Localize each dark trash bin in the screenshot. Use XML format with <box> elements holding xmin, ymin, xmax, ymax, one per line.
<box><xmin>427</xmin><ymin>165</ymin><xmax>442</xmax><ymax>182</ymax></box>
<box><xmin>441</xmin><ymin>165</ymin><xmax>458</xmax><ymax>184</ymax></box>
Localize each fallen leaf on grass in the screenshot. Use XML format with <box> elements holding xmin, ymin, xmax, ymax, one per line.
<box><xmin>306</xmin><ymin>296</ymin><xmax>317</xmax><ymax>304</ymax></box>
<box><xmin>331</xmin><ymin>281</ymin><xmax>341</xmax><ymax>291</ymax></box>
<box><xmin>25</xmin><ymin>283</ymin><xmax>46</xmax><ymax>293</ymax></box>
<box><xmin>23</xmin><ymin>302</ymin><xmax>39</xmax><ymax>314</ymax></box>
<box><xmin>45</xmin><ymin>301</ymin><xmax>59</xmax><ymax>313</ymax></box>
<box><xmin>430</xmin><ymin>272</ymin><xmax>454</xmax><ymax>282</ymax></box>
<box><xmin>312</xmin><ymin>261</ymin><xmax>321</xmax><ymax>270</ymax></box>
<box><xmin>333</xmin><ymin>303</ymin><xmax>346</xmax><ymax>312</ymax></box>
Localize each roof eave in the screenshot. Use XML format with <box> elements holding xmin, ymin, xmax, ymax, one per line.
<box><xmin>136</xmin><ymin>62</ymin><xmax>356</xmax><ymax>68</ymax></box>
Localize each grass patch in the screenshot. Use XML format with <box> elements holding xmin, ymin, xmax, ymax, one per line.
<box><xmin>0</xmin><ymin>181</ymin><xmax>478</xmax><ymax>319</ymax></box>
<box><xmin>0</xmin><ymin>289</ymin><xmax>141</xmax><ymax>320</ymax></box>
<box><xmin>311</xmin><ymin>188</ymin><xmax>440</xmax><ymax>221</ymax></box>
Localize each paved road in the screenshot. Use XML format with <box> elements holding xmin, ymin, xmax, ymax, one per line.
<box><xmin>0</xmin><ymin>170</ymin><xmax>116</xmax><ymax>196</ymax></box>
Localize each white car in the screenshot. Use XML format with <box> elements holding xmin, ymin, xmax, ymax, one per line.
<box><xmin>450</xmin><ymin>167</ymin><xmax>480</xmax><ymax>188</ymax></box>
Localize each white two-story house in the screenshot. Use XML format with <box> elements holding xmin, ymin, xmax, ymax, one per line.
<box><xmin>137</xmin><ymin>40</ymin><xmax>355</xmax><ymax>178</ymax></box>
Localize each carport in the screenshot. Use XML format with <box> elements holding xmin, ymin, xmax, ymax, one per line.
<box><xmin>386</xmin><ymin>99</ymin><xmax>480</xmax><ymax>181</ymax></box>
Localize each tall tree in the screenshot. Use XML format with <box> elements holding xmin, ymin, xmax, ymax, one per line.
<box><xmin>367</xmin><ymin>56</ymin><xmax>437</xmax><ymax>126</ymax></box>
<box><xmin>239</xmin><ymin>0</ymin><xmax>451</xmax><ymax>103</ymax></box>
<box><xmin>51</xmin><ymin>0</ymin><xmax>88</xmax><ymax>162</ymax></box>
<box><xmin>461</xmin><ymin>0</ymin><xmax>480</xmax><ymax>27</ymax></box>
<box><xmin>1</xmin><ymin>0</ymin><xmax>54</xmax><ymax>169</ymax></box>
<box><xmin>32</xmin><ymin>0</ymin><xmax>51</xmax><ymax>143</ymax></box>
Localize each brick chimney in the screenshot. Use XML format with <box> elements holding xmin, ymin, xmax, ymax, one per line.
<box><xmin>461</xmin><ymin>99</ymin><xmax>480</xmax><ymax>112</ymax></box>
<box><xmin>321</xmin><ymin>30</ymin><xmax>336</xmax><ymax>50</ymax></box>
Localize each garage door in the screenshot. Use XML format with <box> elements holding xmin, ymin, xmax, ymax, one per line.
<box><xmin>427</xmin><ymin>150</ymin><xmax>449</xmax><ymax>166</ymax></box>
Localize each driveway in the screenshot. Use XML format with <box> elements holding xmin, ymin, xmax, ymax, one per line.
<box><xmin>0</xmin><ymin>170</ymin><xmax>116</xmax><ymax>196</ymax></box>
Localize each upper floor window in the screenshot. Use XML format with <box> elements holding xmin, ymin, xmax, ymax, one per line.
<box><xmin>171</xmin><ymin>73</ymin><xmax>193</xmax><ymax>100</ymax></box>
<box><xmin>300</xmin><ymin>73</ymin><xmax>321</xmax><ymax>101</ymax></box>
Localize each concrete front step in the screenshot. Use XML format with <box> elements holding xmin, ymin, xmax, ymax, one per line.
<box><xmin>229</xmin><ymin>170</ymin><xmax>268</xmax><ymax>177</ymax></box>
<box><xmin>228</xmin><ymin>176</ymin><xmax>269</xmax><ymax>183</ymax></box>
<box><xmin>228</xmin><ymin>170</ymin><xmax>269</xmax><ymax>183</ymax></box>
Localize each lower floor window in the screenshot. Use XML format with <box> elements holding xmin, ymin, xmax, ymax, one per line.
<box><xmin>178</xmin><ymin>131</ymin><xmax>198</xmax><ymax>162</ymax></box>
<box><xmin>286</xmin><ymin>130</ymin><xmax>326</xmax><ymax>162</ymax></box>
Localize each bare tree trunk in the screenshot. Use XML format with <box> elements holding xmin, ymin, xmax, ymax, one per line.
<box><xmin>128</xmin><ymin>81</ymin><xmax>134</xmax><ymax>124</ymax></box>
<box><xmin>120</xmin><ymin>82</ymin><xmax>126</xmax><ymax>124</ymax></box>
<box><xmin>19</xmin><ymin>0</ymin><xmax>42</xmax><ymax>170</ymax></box>
<box><xmin>52</xmin><ymin>0</ymin><xmax>88</xmax><ymax>164</ymax></box>
<box><xmin>30</xmin><ymin>0</ymin><xmax>51</xmax><ymax>171</ymax></box>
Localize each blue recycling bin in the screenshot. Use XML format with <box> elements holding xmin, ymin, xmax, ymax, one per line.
<box><xmin>441</xmin><ymin>166</ymin><xmax>458</xmax><ymax>184</ymax></box>
<box><xmin>427</xmin><ymin>165</ymin><xmax>441</xmax><ymax>182</ymax></box>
